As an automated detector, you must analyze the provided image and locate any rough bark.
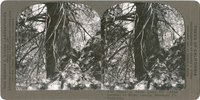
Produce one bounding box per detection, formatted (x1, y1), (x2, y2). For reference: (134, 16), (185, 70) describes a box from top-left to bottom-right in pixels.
(45, 3), (60, 79)
(134, 3), (160, 80)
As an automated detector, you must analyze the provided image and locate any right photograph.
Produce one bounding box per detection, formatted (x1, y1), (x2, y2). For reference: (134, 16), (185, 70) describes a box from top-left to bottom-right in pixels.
(100, 2), (185, 90)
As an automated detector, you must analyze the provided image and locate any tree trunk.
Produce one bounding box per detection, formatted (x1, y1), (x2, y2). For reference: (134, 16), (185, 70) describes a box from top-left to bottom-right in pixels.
(134, 3), (160, 80)
(45, 3), (60, 79)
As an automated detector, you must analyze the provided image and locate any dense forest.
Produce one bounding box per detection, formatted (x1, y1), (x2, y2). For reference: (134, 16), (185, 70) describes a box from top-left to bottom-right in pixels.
(16, 2), (185, 90)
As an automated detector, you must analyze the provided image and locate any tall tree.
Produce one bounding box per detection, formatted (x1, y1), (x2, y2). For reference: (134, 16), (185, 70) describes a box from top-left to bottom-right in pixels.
(45, 3), (59, 79)
(45, 3), (72, 79)
(134, 3), (162, 80)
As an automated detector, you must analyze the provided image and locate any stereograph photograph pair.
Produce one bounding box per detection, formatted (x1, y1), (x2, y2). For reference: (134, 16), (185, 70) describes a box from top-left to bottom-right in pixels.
(1, 1), (199, 100)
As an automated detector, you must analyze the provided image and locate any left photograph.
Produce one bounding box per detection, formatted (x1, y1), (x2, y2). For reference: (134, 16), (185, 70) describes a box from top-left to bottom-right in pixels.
(16, 2), (101, 90)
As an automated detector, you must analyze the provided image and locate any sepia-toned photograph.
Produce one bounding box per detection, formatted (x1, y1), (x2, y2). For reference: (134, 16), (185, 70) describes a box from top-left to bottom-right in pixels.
(16, 2), (185, 90)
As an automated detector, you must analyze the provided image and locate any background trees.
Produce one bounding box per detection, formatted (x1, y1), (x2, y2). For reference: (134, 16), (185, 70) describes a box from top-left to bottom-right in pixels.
(16, 2), (185, 90)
